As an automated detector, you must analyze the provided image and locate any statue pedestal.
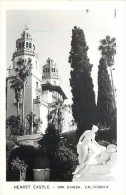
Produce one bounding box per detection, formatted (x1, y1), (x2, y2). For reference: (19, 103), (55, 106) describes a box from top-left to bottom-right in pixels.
(73, 174), (117, 181)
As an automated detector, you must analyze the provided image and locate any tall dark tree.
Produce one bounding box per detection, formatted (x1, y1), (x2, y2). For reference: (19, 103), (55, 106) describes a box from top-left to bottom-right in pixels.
(69, 26), (96, 136)
(97, 58), (116, 141)
(98, 36), (116, 141)
(99, 36), (116, 107)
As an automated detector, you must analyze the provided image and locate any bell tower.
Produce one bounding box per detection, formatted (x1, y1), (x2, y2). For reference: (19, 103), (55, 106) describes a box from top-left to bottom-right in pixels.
(9, 25), (40, 77)
(42, 57), (61, 86)
(42, 57), (67, 103)
(6, 27), (43, 133)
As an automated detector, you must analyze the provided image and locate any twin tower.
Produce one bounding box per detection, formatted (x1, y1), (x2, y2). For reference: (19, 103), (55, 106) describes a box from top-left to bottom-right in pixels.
(6, 27), (67, 135)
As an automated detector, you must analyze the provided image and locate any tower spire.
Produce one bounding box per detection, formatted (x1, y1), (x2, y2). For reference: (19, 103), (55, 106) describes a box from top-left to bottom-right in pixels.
(25, 24), (29, 31)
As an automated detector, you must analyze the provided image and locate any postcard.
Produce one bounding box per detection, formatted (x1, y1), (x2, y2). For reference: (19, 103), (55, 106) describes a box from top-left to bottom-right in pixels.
(0, 1), (126, 195)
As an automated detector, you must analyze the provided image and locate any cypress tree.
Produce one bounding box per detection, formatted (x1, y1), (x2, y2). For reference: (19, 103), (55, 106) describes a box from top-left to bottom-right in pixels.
(69, 26), (96, 136)
(97, 57), (116, 141)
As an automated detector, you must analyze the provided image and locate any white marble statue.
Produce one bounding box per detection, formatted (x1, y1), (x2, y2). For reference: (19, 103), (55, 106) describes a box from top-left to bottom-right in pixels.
(73, 125), (117, 181)
(73, 125), (105, 175)
(75, 144), (117, 177)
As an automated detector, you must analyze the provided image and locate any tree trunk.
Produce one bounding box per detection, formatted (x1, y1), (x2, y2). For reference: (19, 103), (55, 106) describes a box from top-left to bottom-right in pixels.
(17, 101), (19, 116)
(22, 83), (25, 123)
(110, 66), (116, 108)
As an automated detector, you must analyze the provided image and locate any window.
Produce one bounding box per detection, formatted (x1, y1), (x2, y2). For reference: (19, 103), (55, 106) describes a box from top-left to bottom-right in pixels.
(26, 42), (28, 48)
(29, 42), (32, 48)
(33, 44), (35, 50)
(54, 68), (55, 72)
(28, 58), (32, 64)
(17, 58), (22, 65)
(36, 82), (38, 88)
(13, 61), (15, 69)
(48, 68), (50, 72)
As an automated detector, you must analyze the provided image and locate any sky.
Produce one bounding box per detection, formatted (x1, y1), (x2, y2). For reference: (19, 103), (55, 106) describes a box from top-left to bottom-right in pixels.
(6, 9), (116, 104)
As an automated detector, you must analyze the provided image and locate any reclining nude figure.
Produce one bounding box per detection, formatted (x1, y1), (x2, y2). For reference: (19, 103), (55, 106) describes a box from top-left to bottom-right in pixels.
(74, 144), (117, 177)
(73, 125), (106, 175)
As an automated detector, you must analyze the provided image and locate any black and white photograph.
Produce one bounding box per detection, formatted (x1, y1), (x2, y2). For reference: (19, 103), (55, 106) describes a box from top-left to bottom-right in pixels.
(0, 1), (126, 195)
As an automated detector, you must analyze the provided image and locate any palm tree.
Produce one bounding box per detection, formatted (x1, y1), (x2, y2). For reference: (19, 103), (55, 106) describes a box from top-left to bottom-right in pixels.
(15, 62), (32, 122)
(15, 61), (32, 121)
(10, 59), (32, 122)
(99, 35), (116, 107)
(48, 100), (66, 133)
(10, 75), (23, 116)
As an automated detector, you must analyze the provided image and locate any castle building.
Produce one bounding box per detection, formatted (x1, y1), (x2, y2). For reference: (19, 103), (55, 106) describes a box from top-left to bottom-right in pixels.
(6, 27), (68, 140)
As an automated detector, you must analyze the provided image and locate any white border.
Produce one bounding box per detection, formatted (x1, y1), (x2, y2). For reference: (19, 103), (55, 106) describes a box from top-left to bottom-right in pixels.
(0, 1), (126, 195)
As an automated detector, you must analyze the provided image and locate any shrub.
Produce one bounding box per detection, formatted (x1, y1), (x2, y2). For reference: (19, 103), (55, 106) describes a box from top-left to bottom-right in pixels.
(49, 143), (78, 181)
(6, 140), (16, 151)
(98, 140), (111, 147)
(7, 145), (37, 181)
(98, 139), (117, 147)
(61, 130), (78, 153)
(6, 115), (25, 136)
(11, 157), (28, 171)
(38, 124), (61, 155)
(39, 125), (78, 181)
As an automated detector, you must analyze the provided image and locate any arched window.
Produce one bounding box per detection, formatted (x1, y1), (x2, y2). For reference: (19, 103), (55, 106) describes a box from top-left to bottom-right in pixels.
(36, 95), (40, 100)
(13, 61), (15, 69)
(33, 44), (35, 50)
(28, 58), (32, 64)
(17, 58), (22, 65)
(29, 42), (32, 48)
(36, 82), (38, 88)
(26, 42), (28, 48)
